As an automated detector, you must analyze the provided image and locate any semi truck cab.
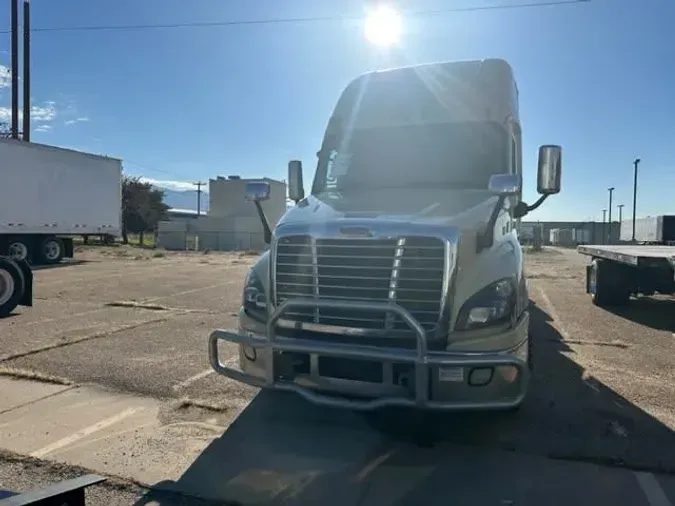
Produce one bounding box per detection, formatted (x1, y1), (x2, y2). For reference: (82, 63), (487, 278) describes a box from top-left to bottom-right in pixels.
(209, 58), (562, 411)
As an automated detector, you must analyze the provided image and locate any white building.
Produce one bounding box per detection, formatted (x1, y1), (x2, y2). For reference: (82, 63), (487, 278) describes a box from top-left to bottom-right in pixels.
(157, 175), (287, 252)
(208, 175), (286, 226)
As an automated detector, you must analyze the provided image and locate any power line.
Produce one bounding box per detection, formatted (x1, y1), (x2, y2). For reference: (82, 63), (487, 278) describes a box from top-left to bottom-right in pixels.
(193, 181), (206, 217)
(0, 0), (590, 34)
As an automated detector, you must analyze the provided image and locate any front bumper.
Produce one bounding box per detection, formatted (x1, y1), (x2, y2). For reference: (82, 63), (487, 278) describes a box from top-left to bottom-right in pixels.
(209, 298), (530, 411)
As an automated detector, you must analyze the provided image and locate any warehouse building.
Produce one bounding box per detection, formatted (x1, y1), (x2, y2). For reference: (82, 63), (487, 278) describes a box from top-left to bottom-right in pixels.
(157, 175), (287, 251)
(517, 220), (620, 246)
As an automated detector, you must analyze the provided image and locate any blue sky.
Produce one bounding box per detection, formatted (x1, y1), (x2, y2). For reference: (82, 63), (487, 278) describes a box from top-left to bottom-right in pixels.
(0, 0), (673, 222)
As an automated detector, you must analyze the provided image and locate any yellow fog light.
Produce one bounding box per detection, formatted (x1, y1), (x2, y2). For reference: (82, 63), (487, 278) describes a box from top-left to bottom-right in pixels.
(497, 365), (518, 383)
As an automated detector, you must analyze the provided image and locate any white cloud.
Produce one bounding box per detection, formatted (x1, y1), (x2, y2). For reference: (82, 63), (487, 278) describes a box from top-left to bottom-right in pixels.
(0, 102), (57, 123)
(64, 116), (89, 125)
(138, 177), (202, 192)
(0, 65), (10, 88)
(34, 124), (52, 133)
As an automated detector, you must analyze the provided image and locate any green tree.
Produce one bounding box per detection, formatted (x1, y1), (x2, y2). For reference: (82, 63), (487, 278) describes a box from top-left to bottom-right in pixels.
(121, 174), (169, 245)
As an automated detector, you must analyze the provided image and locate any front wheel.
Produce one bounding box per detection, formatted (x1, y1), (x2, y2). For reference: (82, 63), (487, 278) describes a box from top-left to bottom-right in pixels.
(39, 236), (65, 265)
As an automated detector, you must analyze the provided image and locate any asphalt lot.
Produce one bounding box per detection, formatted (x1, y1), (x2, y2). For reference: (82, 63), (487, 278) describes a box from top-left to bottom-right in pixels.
(1, 244), (674, 505)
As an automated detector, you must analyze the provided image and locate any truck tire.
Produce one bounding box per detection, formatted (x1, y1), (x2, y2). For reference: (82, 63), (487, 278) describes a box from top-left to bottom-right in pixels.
(0, 258), (25, 317)
(6, 237), (31, 263)
(589, 258), (630, 307)
(39, 236), (65, 265)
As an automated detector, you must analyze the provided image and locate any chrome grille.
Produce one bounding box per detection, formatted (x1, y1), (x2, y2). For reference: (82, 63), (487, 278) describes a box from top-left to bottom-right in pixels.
(274, 235), (445, 333)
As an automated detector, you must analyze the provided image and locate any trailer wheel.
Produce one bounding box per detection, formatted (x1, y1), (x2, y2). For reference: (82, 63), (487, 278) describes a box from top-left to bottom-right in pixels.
(6, 237), (31, 263)
(0, 258), (25, 317)
(589, 258), (630, 307)
(39, 236), (65, 265)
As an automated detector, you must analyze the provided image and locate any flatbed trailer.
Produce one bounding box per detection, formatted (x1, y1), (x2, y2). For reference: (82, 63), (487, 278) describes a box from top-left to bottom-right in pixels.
(577, 244), (675, 306)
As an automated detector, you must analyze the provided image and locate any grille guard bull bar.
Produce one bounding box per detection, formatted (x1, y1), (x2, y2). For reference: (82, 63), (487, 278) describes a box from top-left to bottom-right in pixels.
(209, 298), (529, 411)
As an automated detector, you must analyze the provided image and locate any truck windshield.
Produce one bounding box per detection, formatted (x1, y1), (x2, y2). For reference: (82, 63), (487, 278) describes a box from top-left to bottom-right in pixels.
(313, 121), (509, 194)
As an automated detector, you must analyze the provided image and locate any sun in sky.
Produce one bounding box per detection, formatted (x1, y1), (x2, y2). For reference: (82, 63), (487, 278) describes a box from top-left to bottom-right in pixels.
(364, 5), (402, 47)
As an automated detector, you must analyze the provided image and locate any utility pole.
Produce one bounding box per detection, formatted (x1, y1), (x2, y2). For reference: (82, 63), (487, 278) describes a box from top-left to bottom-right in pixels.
(10, 0), (19, 139)
(602, 209), (607, 245)
(618, 204), (624, 239)
(632, 158), (641, 242)
(193, 181), (206, 217)
(607, 187), (615, 244)
(22, 0), (31, 141)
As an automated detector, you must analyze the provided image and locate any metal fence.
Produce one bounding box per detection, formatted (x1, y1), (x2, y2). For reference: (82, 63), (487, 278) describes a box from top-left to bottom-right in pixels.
(156, 230), (266, 252)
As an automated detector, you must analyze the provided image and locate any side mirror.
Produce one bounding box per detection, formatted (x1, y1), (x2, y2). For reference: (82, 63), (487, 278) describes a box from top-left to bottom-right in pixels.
(288, 160), (305, 203)
(488, 173), (520, 196)
(245, 181), (271, 202)
(537, 145), (562, 195)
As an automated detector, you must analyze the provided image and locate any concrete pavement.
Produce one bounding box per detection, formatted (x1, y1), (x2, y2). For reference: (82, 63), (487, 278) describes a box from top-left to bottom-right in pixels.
(1, 376), (675, 505)
(0, 247), (674, 505)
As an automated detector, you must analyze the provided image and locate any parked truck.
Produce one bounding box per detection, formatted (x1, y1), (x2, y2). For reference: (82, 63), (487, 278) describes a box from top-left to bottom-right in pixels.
(209, 59), (562, 411)
(0, 139), (122, 265)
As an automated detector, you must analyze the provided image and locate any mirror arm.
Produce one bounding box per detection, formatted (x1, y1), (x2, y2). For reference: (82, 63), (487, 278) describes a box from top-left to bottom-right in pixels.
(513, 194), (549, 219)
(253, 201), (272, 244)
(477, 195), (507, 252)
(527, 194), (549, 212)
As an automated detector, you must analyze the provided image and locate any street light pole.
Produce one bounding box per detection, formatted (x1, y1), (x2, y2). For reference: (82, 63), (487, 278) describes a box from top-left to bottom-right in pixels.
(602, 209), (607, 245)
(607, 187), (615, 244)
(618, 204), (624, 237)
(632, 158), (641, 241)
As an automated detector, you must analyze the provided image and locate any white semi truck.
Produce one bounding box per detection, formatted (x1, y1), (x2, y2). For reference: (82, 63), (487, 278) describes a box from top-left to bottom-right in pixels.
(209, 59), (562, 411)
(0, 139), (122, 265)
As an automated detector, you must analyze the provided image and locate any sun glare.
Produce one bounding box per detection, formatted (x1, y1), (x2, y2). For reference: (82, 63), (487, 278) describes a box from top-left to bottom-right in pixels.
(364, 6), (402, 47)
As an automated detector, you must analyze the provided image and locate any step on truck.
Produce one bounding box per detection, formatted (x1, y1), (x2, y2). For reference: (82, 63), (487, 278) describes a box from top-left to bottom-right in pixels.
(209, 59), (563, 411)
(0, 139), (122, 265)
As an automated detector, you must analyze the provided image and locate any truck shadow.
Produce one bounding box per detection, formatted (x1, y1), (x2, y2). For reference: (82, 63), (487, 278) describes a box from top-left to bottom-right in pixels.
(603, 296), (674, 332)
(133, 300), (675, 505)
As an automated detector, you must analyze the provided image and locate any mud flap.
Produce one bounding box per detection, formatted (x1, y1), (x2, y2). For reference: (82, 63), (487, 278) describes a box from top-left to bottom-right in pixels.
(11, 258), (33, 307)
(64, 237), (75, 259)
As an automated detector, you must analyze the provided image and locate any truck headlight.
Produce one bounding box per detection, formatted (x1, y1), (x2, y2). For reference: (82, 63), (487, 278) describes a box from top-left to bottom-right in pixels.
(242, 269), (267, 320)
(456, 278), (516, 330)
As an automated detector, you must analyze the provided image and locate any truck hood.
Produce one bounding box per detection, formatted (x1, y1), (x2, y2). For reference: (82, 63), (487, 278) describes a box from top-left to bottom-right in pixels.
(276, 189), (498, 232)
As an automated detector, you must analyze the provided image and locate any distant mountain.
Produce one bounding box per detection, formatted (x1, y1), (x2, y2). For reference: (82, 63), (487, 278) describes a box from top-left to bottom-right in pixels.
(157, 188), (209, 212)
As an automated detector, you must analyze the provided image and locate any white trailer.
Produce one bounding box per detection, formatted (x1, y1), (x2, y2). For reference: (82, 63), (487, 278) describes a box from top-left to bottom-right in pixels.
(0, 139), (122, 264)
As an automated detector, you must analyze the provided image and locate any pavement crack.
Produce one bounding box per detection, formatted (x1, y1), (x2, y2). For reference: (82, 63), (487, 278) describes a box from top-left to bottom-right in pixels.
(0, 366), (75, 386)
(546, 338), (630, 349)
(106, 300), (220, 315)
(0, 316), (175, 363)
(0, 382), (77, 416)
(106, 301), (171, 311)
(546, 452), (675, 475)
(172, 397), (233, 414)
